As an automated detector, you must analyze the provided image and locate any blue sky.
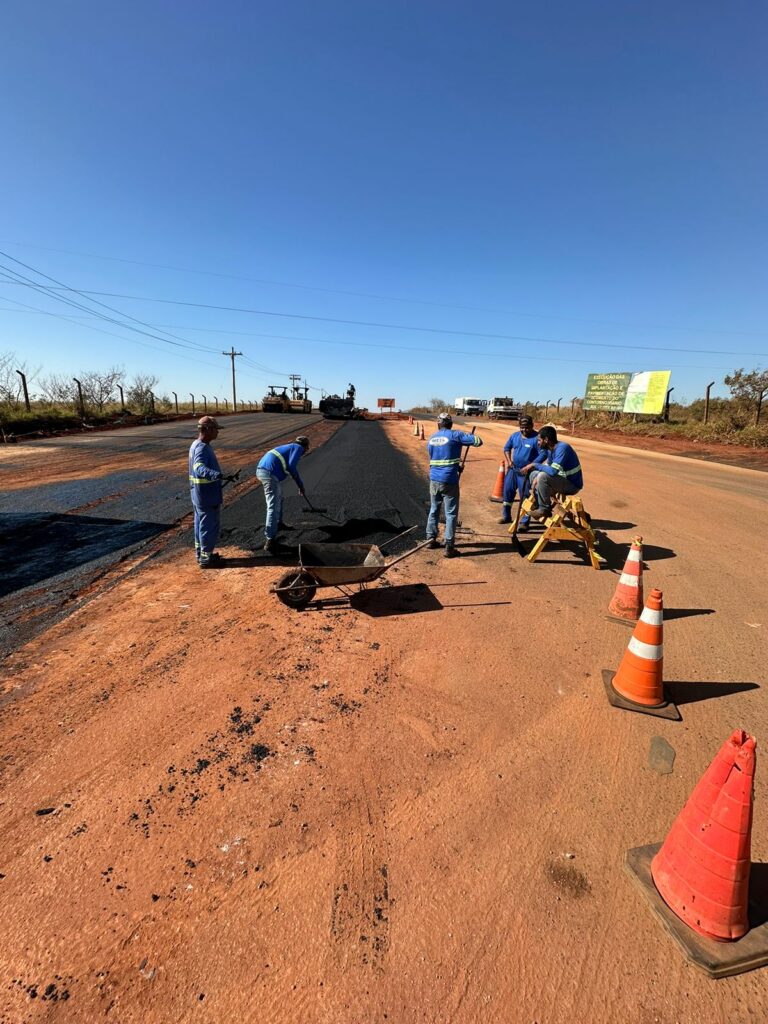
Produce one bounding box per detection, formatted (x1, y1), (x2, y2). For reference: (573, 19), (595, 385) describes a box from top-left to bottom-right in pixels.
(1, 1), (766, 409)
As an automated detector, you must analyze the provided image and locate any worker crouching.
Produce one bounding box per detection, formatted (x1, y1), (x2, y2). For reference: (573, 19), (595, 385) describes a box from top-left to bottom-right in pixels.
(426, 412), (483, 558)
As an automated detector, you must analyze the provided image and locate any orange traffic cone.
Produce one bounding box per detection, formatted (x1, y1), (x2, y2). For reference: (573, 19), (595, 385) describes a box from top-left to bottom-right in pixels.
(625, 730), (767, 977)
(412, 420), (419, 436)
(420, 423), (425, 440)
(652, 730), (755, 942)
(607, 536), (644, 623)
(489, 463), (506, 503)
(602, 589), (679, 720)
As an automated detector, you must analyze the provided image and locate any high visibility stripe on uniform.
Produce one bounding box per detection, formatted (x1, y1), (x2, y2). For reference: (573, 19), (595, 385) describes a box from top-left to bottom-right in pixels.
(189, 476), (217, 484)
(551, 461), (582, 476)
(269, 448), (288, 472)
(639, 607), (663, 626)
(430, 458), (461, 466)
(628, 637), (663, 660)
(618, 573), (640, 588)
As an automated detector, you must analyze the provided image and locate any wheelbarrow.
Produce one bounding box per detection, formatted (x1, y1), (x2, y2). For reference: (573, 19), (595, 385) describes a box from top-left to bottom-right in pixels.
(271, 527), (430, 609)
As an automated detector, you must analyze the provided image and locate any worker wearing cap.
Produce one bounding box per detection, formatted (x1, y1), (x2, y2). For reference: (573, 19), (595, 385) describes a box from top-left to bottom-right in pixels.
(189, 416), (234, 568)
(498, 415), (547, 528)
(529, 425), (583, 520)
(256, 436), (310, 554)
(426, 412), (483, 558)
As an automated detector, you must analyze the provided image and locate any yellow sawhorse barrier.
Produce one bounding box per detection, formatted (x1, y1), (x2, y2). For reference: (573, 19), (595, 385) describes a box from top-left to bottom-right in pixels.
(509, 493), (604, 570)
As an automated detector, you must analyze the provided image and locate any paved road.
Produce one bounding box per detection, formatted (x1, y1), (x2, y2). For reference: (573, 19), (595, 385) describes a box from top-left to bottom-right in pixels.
(1, 413), (321, 652)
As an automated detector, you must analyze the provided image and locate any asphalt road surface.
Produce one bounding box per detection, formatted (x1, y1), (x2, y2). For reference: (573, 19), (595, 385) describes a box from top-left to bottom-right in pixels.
(1, 412), (321, 652)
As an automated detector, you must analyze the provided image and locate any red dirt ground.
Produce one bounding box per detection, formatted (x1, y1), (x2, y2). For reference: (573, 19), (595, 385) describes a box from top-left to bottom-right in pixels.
(1, 419), (767, 1023)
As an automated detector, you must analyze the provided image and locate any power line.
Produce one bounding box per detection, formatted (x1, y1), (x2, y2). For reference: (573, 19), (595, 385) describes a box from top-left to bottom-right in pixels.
(4, 281), (765, 360)
(0, 301), (742, 371)
(1, 238), (766, 339)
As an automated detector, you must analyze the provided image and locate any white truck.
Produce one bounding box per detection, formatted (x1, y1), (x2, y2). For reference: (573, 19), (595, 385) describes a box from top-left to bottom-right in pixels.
(486, 396), (522, 420)
(454, 396), (485, 416)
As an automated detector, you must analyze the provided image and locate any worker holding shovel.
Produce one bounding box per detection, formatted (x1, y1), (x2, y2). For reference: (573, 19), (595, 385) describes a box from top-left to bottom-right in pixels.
(189, 416), (238, 568)
(426, 413), (483, 558)
(256, 436), (310, 555)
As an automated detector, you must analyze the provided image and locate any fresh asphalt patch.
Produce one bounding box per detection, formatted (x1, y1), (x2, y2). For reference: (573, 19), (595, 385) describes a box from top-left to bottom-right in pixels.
(220, 420), (430, 559)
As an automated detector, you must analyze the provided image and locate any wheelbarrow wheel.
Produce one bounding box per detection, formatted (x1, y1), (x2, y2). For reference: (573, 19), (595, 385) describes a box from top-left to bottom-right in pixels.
(275, 571), (317, 609)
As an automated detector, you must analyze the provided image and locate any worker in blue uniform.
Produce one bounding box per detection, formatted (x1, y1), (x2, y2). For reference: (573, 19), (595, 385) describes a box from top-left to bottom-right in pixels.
(256, 436), (310, 554)
(189, 416), (235, 568)
(426, 412), (483, 558)
(529, 425), (584, 520)
(498, 415), (546, 528)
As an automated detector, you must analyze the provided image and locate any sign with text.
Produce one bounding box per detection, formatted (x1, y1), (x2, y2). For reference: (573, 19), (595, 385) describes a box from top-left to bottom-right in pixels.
(583, 371), (671, 414)
(377, 398), (396, 408)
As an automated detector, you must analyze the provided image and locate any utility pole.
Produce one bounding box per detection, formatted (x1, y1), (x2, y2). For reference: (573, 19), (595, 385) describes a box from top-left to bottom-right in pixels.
(73, 377), (85, 419)
(16, 369), (31, 412)
(704, 381), (716, 424)
(172, 391), (178, 414)
(223, 347), (243, 410)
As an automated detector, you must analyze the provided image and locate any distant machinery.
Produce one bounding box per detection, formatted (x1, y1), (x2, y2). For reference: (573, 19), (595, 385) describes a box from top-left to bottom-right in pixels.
(262, 386), (292, 413)
(319, 382), (358, 420)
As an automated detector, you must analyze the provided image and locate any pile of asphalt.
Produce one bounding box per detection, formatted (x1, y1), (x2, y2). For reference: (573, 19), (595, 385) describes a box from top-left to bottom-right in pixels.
(224, 421), (430, 558)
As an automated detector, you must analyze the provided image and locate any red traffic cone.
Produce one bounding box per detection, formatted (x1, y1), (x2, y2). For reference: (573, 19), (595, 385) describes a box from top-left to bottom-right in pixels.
(602, 589), (679, 720)
(608, 536), (644, 623)
(489, 463), (506, 503)
(652, 730), (756, 942)
(420, 423), (425, 440)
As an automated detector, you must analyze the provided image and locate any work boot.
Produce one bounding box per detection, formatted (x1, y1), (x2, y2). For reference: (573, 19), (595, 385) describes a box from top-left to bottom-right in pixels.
(497, 516), (511, 525)
(529, 508), (549, 522)
(426, 538), (441, 549)
(199, 552), (224, 569)
(443, 545), (460, 558)
(263, 538), (276, 555)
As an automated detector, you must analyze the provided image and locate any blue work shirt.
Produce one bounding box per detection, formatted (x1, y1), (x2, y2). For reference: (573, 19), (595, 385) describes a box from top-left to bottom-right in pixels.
(257, 442), (306, 490)
(188, 439), (223, 508)
(427, 429), (483, 484)
(537, 441), (583, 491)
(504, 430), (546, 471)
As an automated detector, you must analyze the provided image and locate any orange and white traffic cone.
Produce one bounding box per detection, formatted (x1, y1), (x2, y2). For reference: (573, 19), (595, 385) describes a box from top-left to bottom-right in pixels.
(420, 423), (425, 440)
(607, 536), (644, 623)
(413, 420), (419, 436)
(602, 588), (679, 719)
(625, 730), (764, 976)
(652, 729), (755, 941)
(489, 463), (506, 503)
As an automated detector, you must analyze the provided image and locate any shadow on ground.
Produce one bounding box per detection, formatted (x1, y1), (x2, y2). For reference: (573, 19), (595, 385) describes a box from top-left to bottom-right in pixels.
(664, 681), (759, 706)
(350, 583), (443, 616)
(0, 513), (168, 598)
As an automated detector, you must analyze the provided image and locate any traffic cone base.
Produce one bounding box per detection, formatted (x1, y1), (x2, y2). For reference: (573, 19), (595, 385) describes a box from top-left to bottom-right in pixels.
(601, 670), (680, 720)
(625, 843), (768, 978)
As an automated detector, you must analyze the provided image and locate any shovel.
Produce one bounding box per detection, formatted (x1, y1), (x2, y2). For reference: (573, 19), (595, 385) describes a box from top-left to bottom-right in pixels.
(222, 468), (242, 489)
(302, 497), (341, 523)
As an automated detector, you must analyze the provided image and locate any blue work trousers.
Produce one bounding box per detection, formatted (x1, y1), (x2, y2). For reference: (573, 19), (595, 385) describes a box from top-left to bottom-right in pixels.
(193, 502), (221, 555)
(427, 480), (460, 547)
(257, 468), (283, 540)
(531, 470), (579, 511)
(501, 469), (532, 520)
